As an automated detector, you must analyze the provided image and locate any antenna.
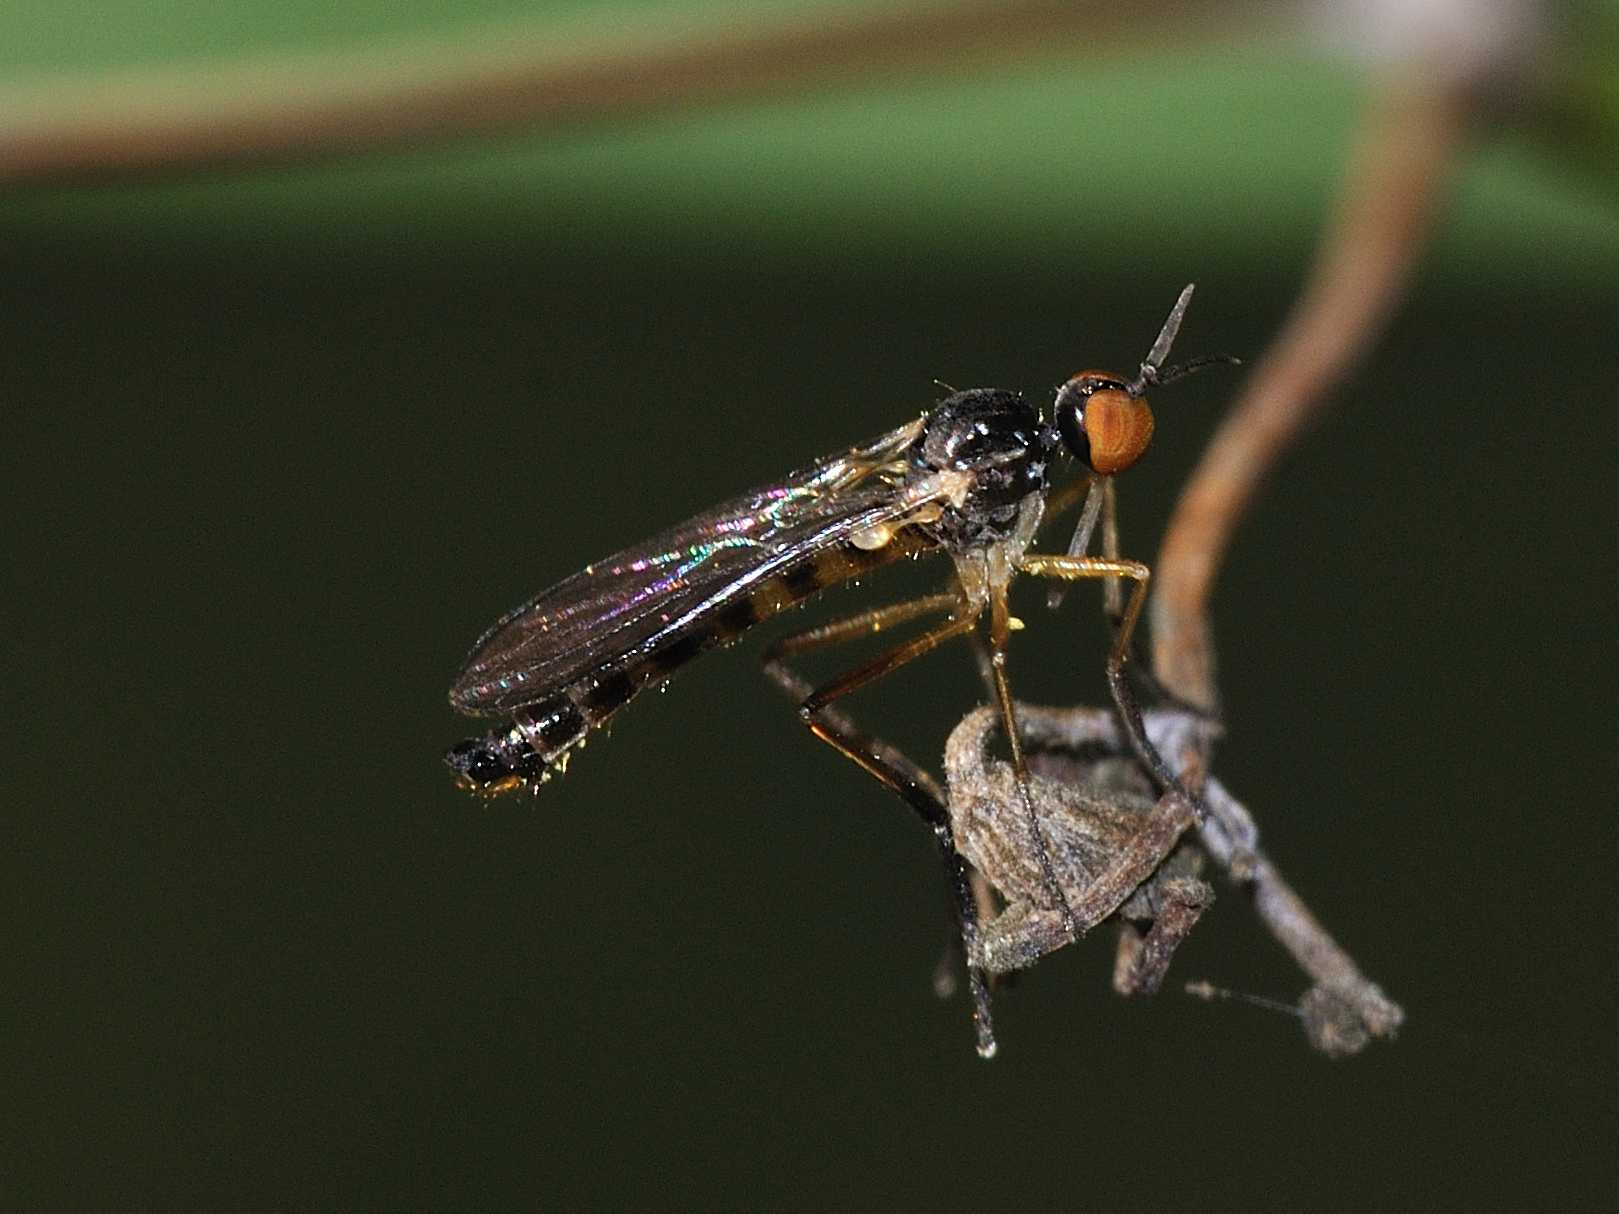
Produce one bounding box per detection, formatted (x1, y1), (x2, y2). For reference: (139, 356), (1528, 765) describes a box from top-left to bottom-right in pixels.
(1183, 979), (1304, 1020)
(1127, 284), (1241, 397)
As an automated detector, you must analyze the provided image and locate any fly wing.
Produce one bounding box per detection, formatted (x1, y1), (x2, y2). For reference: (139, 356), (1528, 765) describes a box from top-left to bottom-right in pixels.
(450, 419), (937, 714)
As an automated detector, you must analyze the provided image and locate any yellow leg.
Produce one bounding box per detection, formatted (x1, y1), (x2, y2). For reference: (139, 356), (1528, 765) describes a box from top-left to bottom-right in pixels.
(1017, 554), (1197, 815)
(1019, 554), (1150, 672)
(762, 593), (958, 663)
(797, 610), (979, 717)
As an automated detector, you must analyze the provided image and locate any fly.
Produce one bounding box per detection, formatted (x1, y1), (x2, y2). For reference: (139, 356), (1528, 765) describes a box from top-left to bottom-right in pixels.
(445, 284), (1234, 1055)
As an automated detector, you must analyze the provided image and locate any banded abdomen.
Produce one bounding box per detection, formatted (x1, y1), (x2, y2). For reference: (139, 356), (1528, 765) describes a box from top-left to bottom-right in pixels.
(445, 523), (934, 795)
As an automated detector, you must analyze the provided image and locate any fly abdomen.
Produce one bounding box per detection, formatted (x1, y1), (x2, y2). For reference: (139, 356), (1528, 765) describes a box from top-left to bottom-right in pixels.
(445, 695), (588, 795)
(568, 528), (932, 723)
(518, 696), (591, 754)
(447, 527), (933, 795)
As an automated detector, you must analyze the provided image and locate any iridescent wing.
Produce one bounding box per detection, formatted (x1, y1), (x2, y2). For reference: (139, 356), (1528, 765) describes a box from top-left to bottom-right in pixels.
(450, 418), (943, 714)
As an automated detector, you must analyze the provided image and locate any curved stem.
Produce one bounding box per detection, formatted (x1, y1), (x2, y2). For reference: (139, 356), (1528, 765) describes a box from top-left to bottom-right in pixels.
(1149, 75), (1472, 709)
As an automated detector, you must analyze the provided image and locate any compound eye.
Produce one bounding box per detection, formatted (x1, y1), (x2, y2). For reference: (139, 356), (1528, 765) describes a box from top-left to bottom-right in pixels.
(1056, 371), (1144, 473)
(1082, 386), (1154, 474)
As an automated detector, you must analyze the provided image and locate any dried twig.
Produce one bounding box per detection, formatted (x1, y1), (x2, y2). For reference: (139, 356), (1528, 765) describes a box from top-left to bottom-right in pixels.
(1004, 704), (1405, 1055)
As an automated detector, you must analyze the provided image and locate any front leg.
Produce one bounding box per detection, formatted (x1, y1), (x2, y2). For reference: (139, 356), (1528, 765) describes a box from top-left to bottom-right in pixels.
(968, 785), (1201, 975)
(1112, 876), (1213, 996)
(1019, 553), (1199, 817)
(972, 902), (1075, 975)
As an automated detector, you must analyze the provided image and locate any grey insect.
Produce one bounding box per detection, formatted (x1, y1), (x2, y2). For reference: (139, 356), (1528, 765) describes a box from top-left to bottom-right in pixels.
(945, 704), (1211, 1018)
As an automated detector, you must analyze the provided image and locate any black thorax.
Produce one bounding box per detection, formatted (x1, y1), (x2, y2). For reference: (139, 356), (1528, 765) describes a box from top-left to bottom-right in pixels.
(908, 388), (1057, 549)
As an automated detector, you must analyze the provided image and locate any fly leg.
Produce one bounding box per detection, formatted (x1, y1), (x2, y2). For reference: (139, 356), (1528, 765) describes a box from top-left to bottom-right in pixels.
(761, 594), (958, 668)
(1018, 554), (1203, 819)
(761, 596), (999, 1057)
(986, 581), (1082, 944)
(771, 586), (1089, 959)
(1047, 478), (1215, 719)
(1096, 477), (1219, 720)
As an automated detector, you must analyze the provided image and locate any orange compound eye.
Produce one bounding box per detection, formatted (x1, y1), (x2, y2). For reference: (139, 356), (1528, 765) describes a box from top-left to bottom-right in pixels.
(1082, 387), (1155, 475)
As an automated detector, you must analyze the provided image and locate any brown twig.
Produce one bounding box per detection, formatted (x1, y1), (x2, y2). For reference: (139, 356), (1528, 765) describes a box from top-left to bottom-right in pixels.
(1122, 72), (1481, 1050)
(0, 0), (1257, 186)
(1195, 752), (1406, 1051)
(1149, 75), (1473, 709)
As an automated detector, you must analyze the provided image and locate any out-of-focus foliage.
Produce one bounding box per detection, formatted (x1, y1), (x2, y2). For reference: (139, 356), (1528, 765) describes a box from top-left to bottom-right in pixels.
(1, 1), (1614, 289)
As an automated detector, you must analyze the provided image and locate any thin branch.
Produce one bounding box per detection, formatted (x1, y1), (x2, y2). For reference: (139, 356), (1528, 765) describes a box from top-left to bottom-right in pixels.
(1149, 74), (1473, 709)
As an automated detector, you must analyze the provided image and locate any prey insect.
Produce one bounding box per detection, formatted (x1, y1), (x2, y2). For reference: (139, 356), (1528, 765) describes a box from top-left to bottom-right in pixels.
(944, 702), (1211, 1001)
(446, 285), (1232, 1055)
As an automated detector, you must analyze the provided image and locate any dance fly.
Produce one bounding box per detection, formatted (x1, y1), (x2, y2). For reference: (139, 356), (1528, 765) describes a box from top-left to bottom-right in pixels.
(445, 286), (1233, 1052)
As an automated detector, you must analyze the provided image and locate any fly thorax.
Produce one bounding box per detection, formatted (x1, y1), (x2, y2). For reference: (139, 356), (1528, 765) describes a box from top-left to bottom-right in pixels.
(909, 388), (1057, 549)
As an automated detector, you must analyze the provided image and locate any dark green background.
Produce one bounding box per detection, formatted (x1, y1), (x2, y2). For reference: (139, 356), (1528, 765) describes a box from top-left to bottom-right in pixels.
(6, 5), (1618, 1208)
